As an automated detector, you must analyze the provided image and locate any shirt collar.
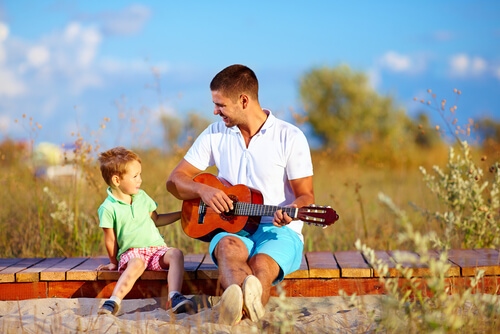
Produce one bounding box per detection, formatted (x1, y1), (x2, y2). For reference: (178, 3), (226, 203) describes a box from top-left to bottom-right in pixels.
(229, 108), (275, 135)
(106, 187), (138, 205)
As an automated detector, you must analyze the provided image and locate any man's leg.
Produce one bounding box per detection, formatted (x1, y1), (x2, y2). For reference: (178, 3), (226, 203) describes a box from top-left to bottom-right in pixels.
(213, 235), (252, 288)
(248, 253), (280, 306)
(213, 235), (251, 325)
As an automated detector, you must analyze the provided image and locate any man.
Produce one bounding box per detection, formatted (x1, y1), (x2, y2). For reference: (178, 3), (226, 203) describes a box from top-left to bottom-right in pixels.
(167, 64), (314, 325)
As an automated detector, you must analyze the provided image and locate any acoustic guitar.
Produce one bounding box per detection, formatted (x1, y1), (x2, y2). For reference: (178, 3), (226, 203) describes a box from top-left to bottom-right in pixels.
(181, 173), (339, 242)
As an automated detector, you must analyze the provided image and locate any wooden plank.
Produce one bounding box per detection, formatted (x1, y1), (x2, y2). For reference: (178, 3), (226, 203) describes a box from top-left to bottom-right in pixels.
(97, 269), (121, 281)
(0, 258), (44, 283)
(0, 258), (23, 270)
(372, 251), (398, 277)
(67, 256), (108, 281)
(184, 253), (204, 280)
(306, 251), (340, 278)
(0, 282), (48, 300)
(388, 250), (430, 277)
(334, 251), (371, 278)
(428, 250), (460, 277)
(41, 257), (88, 281)
(285, 254), (309, 279)
(16, 257), (66, 283)
(448, 249), (500, 276)
(139, 253), (207, 281)
(272, 278), (385, 297)
(197, 253), (218, 280)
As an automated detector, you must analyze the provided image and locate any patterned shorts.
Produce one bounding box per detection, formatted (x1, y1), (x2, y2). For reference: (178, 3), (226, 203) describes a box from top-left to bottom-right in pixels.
(118, 246), (171, 272)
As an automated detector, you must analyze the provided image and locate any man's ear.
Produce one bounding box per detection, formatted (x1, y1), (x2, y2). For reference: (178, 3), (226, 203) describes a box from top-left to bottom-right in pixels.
(240, 94), (249, 109)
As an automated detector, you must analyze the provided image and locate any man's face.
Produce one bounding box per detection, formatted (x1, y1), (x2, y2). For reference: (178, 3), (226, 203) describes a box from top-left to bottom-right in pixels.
(212, 90), (243, 128)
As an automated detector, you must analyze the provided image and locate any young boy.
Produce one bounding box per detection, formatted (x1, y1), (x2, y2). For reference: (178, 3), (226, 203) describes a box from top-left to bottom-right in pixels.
(96, 146), (193, 315)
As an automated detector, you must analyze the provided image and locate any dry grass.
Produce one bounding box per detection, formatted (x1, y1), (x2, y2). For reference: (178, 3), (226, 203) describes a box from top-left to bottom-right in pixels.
(0, 136), (465, 258)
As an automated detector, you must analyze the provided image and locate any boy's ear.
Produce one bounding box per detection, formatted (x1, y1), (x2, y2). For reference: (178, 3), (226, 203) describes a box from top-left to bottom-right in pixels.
(111, 175), (120, 187)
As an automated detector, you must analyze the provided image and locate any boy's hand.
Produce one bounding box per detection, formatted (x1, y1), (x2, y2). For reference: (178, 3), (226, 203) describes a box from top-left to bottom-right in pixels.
(96, 262), (118, 271)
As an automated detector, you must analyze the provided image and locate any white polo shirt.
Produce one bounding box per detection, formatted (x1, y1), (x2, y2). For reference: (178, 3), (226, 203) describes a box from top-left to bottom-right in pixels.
(184, 109), (313, 240)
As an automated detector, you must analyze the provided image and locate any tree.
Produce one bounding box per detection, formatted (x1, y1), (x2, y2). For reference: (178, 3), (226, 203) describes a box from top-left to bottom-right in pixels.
(299, 65), (412, 153)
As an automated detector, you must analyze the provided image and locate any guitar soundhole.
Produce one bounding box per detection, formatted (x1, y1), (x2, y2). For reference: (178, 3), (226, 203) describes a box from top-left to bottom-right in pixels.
(220, 195), (238, 221)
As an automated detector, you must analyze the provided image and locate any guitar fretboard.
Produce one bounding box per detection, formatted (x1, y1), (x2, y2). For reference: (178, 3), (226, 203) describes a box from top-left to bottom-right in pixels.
(199, 201), (298, 218)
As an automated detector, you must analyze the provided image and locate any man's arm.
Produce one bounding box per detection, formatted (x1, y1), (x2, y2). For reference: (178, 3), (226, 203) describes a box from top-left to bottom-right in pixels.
(166, 159), (234, 214)
(273, 175), (315, 227)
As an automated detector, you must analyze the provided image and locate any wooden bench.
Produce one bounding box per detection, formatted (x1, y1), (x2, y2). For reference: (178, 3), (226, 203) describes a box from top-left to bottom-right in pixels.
(1, 249), (500, 301)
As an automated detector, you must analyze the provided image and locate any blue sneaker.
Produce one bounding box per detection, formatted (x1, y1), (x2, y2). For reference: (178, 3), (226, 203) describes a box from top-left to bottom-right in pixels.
(98, 300), (120, 315)
(169, 293), (195, 314)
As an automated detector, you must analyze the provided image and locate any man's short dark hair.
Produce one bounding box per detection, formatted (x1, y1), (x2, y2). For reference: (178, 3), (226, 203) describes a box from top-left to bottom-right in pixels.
(210, 64), (259, 101)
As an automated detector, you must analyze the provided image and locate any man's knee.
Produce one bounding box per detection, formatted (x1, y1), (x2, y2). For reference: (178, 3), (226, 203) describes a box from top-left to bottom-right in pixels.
(214, 236), (247, 260)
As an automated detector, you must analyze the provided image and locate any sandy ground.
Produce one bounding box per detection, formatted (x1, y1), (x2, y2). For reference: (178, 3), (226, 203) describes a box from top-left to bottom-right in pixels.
(0, 295), (383, 333)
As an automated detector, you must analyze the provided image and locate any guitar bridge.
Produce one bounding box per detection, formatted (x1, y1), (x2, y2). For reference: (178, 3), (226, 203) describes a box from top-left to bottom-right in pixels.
(198, 200), (207, 224)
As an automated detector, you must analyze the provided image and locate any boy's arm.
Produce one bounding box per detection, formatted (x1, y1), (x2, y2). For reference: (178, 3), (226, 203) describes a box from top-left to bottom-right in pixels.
(151, 210), (181, 227)
(96, 228), (119, 270)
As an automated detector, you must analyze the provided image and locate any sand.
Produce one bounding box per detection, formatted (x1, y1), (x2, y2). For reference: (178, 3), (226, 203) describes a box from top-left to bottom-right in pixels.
(0, 295), (383, 333)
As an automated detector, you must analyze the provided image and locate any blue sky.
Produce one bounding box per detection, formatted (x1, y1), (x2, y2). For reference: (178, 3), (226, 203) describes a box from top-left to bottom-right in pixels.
(1, 1), (499, 150)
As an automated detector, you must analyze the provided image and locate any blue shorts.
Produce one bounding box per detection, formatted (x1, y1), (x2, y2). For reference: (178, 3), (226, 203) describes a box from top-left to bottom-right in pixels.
(209, 224), (304, 285)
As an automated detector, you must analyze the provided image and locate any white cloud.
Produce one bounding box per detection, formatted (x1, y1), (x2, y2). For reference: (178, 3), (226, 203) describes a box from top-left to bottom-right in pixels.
(27, 45), (50, 67)
(381, 51), (411, 72)
(494, 66), (500, 81)
(0, 22), (8, 42)
(378, 51), (427, 75)
(0, 67), (26, 97)
(0, 114), (10, 132)
(0, 22), (9, 65)
(99, 4), (152, 36)
(449, 54), (487, 77)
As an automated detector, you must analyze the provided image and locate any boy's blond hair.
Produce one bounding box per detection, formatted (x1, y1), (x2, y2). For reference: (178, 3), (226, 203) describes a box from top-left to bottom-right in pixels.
(98, 147), (141, 186)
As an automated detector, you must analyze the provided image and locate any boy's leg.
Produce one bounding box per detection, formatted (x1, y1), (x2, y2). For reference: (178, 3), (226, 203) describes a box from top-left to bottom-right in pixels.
(112, 257), (145, 299)
(158, 248), (194, 313)
(99, 257), (145, 315)
(159, 248), (184, 294)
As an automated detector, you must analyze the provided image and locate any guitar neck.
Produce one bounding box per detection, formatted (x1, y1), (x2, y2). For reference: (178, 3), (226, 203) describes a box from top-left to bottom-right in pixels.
(234, 202), (298, 219)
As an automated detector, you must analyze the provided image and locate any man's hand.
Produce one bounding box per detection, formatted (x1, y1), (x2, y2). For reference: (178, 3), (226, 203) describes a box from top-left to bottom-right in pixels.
(273, 204), (297, 227)
(200, 185), (234, 214)
(96, 262), (118, 271)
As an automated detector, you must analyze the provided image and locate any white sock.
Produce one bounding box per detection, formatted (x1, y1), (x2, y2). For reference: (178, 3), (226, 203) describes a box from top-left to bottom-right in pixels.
(169, 291), (180, 299)
(110, 295), (122, 305)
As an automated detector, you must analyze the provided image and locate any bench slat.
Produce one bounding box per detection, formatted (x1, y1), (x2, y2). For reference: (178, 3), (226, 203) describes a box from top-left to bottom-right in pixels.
(43, 257), (89, 281)
(0, 258), (45, 283)
(448, 249), (500, 276)
(197, 254), (218, 280)
(306, 251), (339, 278)
(388, 250), (431, 277)
(335, 251), (371, 278)
(428, 250), (460, 277)
(285, 254), (309, 279)
(68, 256), (108, 281)
(372, 251), (398, 277)
(16, 258), (66, 282)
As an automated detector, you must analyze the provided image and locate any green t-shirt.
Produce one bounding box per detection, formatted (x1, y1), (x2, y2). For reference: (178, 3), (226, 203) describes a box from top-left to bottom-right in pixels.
(98, 188), (167, 261)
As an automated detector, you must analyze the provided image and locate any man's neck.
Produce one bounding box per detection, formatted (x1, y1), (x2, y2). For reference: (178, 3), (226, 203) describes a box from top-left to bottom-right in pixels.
(239, 108), (268, 146)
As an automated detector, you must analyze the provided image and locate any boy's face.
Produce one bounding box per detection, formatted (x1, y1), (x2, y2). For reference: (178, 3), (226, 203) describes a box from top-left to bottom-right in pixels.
(115, 160), (142, 195)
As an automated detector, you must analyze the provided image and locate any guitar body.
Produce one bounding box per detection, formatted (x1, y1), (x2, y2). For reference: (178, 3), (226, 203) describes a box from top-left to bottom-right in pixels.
(181, 173), (263, 242)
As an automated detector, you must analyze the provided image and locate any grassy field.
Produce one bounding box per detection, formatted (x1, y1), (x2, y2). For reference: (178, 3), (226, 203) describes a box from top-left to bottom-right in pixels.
(2, 135), (500, 332)
(1, 138), (487, 258)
